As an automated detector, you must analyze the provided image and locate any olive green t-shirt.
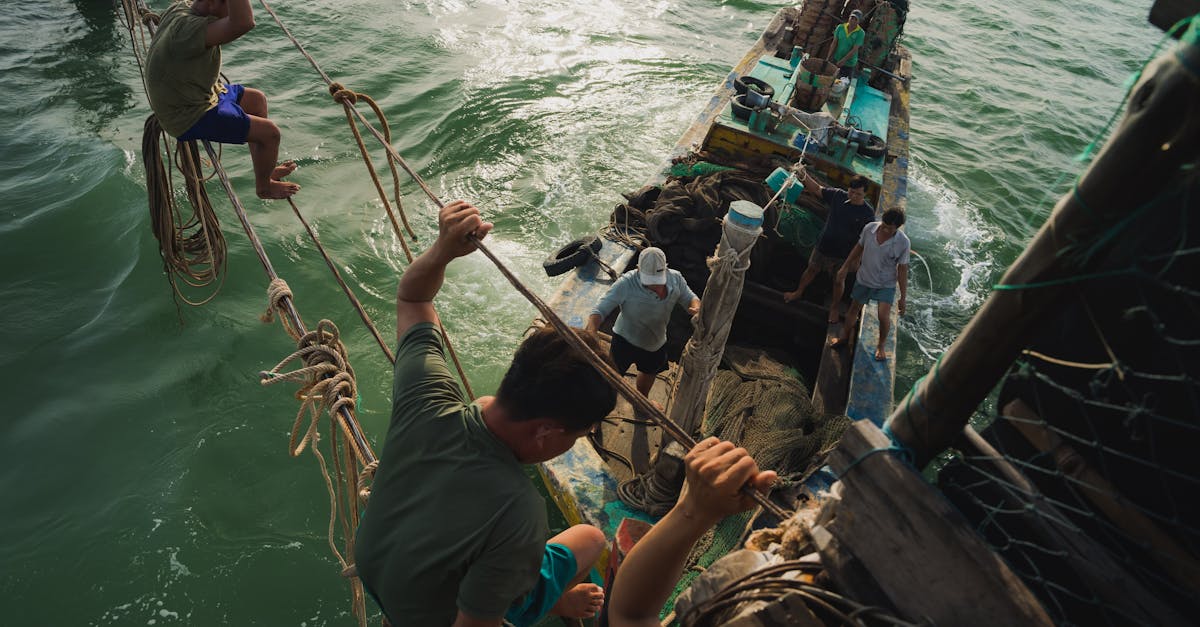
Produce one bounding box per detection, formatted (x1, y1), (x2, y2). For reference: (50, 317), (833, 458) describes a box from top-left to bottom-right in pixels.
(355, 323), (548, 624)
(145, 2), (224, 137)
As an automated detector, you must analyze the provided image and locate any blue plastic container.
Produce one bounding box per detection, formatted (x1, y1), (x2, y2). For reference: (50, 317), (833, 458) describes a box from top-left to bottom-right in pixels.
(765, 167), (804, 205)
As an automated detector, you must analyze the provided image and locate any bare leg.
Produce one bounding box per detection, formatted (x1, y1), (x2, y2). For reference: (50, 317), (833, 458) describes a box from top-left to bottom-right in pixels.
(783, 265), (821, 303)
(547, 525), (607, 619)
(246, 115), (299, 199)
(832, 299), (865, 348)
(875, 301), (892, 361)
(239, 88), (299, 199)
(828, 272), (848, 324)
(635, 370), (656, 397)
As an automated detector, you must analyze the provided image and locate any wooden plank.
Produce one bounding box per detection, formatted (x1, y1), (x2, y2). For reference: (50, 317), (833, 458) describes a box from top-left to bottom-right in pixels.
(811, 322), (851, 415)
(1149, 0), (1200, 34)
(819, 421), (1053, 625)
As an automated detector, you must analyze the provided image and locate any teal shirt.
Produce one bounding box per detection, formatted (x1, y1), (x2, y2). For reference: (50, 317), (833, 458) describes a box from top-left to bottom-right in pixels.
(592, 269), (698, 351)
(832, 23), (866, 67)
(354, 323), (548, 623)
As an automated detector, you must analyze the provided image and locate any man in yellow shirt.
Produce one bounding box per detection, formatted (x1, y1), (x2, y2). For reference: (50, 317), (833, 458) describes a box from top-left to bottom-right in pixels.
(146, 0), (299, 199)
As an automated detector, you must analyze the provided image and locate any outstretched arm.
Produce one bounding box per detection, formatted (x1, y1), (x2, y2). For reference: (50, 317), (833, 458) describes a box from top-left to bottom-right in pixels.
(897, 263), (908, 315)
(608, 438), (776, 627)
(396, 200), (493, 340)
(205, 0), (256, 47)
(838, 243), (864, 280)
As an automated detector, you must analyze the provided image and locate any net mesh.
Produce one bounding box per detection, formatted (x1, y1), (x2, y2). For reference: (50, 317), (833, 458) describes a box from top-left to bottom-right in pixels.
(933, 171), (1200, 624)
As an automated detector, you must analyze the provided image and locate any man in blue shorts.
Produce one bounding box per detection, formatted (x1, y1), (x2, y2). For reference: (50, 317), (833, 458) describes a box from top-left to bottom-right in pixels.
(146, 0), (299, 199)
(783, 173), (875, 324)
(832, 208), (910, 361)
(355, 200), (610, 626)
(586, 247), (701, 399)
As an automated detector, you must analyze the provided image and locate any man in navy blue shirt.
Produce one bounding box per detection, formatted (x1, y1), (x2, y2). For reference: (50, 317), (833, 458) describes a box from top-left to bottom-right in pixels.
(783, 173), (875, 324)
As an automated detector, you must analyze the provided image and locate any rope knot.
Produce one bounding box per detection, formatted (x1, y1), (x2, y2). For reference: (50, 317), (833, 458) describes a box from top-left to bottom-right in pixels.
(357, 460), (380, 503)
(139, 9), (160, 26)
(329, 83), (358, 105)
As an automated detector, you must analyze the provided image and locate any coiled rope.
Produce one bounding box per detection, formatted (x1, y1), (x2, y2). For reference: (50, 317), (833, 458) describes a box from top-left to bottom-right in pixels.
(142, 114), (228, 307)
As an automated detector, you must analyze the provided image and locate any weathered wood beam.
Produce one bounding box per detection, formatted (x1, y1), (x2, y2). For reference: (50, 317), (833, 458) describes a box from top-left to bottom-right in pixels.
(885, 38), (1200, 467)
(816, 421), (1053, 625)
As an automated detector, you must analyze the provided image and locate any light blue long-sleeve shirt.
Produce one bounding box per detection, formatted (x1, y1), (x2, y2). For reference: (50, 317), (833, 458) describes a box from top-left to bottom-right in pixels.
(592, 269), (698, 351)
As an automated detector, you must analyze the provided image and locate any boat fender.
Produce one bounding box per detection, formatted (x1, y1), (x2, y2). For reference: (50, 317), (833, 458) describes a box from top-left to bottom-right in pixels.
(543, 235), (603, 277)
(857, 134), (887, 159)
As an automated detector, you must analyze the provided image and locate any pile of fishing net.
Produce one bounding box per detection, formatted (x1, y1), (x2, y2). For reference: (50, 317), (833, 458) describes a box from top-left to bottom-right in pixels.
(704, 346), (851, 482)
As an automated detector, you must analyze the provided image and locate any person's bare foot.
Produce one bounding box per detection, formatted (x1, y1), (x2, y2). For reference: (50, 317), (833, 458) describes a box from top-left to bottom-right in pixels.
(874, 346), (888, 361)
(271, 160), (297, 181)
(783, 290), (799, 303)
(550, 583), (604, 619)
(257, 179), (301, 199)
(830, 336), (848, 350)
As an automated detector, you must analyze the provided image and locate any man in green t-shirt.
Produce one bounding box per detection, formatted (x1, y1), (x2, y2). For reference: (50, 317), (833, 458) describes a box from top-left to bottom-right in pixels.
(145, 0), (299, 199)
(826, 9), (866, 79)
(355, 199), (615, 626)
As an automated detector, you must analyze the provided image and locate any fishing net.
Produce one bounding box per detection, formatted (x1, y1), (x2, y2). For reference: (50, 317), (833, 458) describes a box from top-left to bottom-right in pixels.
(929, 168), (1200, 622)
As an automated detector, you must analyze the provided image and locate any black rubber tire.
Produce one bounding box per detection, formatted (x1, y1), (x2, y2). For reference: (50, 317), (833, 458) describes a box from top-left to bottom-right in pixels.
(734, 75), (775, 101)
(731, 94), (753, 121)
(857, 134), (887, 159)
(543, 235), (603, 277)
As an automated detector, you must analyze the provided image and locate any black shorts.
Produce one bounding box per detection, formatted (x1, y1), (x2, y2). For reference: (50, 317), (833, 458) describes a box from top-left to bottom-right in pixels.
(610, 333), (668, 375)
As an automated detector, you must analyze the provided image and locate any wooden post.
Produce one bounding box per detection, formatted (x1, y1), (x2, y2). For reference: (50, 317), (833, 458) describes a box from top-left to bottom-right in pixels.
(885, 40), (1200, 467)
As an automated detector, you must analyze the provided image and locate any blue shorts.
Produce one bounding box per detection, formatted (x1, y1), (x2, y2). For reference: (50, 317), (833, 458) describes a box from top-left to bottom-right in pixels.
(505, 543), (578, 627)
(178, 83), (251, 144)
(851, 283), (896, 304)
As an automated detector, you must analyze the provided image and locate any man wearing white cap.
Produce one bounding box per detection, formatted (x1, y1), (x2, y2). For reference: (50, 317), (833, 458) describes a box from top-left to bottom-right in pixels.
(586, 248), (701, 398)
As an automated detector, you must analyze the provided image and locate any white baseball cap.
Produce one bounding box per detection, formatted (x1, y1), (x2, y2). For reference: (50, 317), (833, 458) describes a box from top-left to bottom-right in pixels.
(638, 247), (668, 286)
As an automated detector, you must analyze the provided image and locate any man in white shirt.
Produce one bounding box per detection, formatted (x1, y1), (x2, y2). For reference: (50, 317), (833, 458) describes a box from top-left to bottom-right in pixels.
(831, 208), (910, 361)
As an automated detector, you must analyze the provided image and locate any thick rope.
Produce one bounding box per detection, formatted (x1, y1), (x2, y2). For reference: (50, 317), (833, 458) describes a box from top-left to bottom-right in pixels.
(256, 0), (786, 519)
(261, 277), (302, 340)
(328, 82), (418, 254)
(142, 115), (228, 307)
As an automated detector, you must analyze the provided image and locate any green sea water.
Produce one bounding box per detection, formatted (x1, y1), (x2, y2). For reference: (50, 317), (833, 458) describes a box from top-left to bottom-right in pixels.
(0, 0), (1164, 624)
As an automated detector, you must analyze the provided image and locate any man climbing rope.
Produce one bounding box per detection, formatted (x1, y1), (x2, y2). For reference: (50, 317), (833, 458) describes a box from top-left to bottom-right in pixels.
(586, 247), (701, 400)
(783, 173), (875, 324)
(826, 9), (866, 79)
(145, 0), (299, 199)
(831, 208), (910, 361)
(355, 200), (613, 626)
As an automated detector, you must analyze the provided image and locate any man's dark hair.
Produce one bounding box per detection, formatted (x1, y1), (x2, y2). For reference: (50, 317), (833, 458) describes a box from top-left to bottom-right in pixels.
(848, 176), (870, 190)
(496, 327), (617, 431)
(882, 207), (906, 226)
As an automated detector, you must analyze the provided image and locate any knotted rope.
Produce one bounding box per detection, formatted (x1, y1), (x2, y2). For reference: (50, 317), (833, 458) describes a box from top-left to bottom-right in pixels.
(261, 277), (302, 340)
(259, 320), (367, 626)
(328, 81), (418, 260)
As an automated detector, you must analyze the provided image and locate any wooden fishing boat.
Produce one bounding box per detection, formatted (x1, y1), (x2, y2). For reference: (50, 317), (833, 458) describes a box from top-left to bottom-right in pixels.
(531, 0), (914, 615)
